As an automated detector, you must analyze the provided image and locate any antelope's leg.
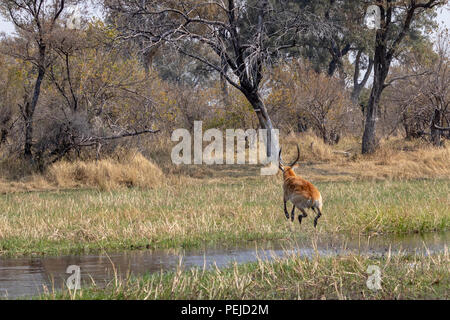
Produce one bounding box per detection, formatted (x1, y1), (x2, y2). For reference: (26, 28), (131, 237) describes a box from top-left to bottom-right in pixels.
(290, 205), (295, 222)
(284, 200), (290, 220)
(313, 208), (322, 228)
(298, 208), (308, 225)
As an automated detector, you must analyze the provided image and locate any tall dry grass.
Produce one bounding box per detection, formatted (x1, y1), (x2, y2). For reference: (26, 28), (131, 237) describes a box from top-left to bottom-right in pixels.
(279, 132), (450, 181)
(0, 151), (164, 193)
(1, 132), (449, 192)
(347, 144), (450, 180)
(282, 131), (339, 162)
(47, 152), (164, 191)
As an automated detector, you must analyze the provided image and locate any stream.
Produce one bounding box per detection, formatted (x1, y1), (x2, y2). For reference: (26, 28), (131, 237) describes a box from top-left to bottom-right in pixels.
(0, 231), (448, 299)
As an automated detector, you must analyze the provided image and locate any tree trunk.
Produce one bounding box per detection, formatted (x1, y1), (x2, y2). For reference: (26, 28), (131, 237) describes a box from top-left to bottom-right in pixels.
(297, 115), (308, 133)
(0, 129), (7, 145)
(351, 86), (363, 105)
(362, 30), (390, 154)
(220, 74), (229, 106)
(24, 114), (33, 159)
(322, 132), (329, 145)
(351, 49), (374, 105)
(24, 43), (46, 160)
(220, 56), (229, 106)
(328, 57), (339, 77)
(245, 91), (275, 157)
(24, 65), (45, 159)
(362, 66), (387, 154)
(328, 43), (351, 77)
(402, 113), (413, 140)
(362, 86), (381, 154)
(430, 109), (441, 147)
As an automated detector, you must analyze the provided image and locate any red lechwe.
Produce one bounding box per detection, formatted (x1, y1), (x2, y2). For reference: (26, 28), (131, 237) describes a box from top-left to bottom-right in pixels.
(279, 145), (323, 227)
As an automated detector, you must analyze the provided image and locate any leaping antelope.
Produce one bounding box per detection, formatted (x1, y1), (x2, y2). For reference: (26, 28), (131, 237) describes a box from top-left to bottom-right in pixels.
(279, 145), (323, 228)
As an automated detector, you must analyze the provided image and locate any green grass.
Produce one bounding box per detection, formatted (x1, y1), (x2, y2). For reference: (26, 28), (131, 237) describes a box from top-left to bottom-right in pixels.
(0, 178), (449, 256)
(39, 250), (449, 300)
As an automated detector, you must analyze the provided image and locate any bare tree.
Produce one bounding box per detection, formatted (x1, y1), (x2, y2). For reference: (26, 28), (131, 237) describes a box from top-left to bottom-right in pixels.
(39, 26), (161, 166)
(104, 0), (332, 156)
(382, 29), (449, 145)
(427, 31), (450, 145)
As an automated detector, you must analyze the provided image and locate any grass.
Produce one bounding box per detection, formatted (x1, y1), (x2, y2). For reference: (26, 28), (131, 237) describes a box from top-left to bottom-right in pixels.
(0, 151), (164, 193)
(0, 134), (449, 256)
(39, 250), (449, 300)
(1, 178), (448, 256)
(1, 133), (449, 192)
(144, 132), (450, 180)
(1, 134), (449, 300)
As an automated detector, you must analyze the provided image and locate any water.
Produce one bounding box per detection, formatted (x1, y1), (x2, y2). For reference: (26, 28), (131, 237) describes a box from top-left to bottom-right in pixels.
(0, 231), (448, 299)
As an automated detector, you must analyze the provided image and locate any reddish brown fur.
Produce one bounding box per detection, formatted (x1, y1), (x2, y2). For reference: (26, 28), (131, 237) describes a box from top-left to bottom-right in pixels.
(279, 146), (323, 227)
(282, 167), (322, 206)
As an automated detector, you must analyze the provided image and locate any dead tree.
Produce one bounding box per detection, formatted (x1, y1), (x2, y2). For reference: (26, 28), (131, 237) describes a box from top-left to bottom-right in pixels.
(105, 0), (332, 156)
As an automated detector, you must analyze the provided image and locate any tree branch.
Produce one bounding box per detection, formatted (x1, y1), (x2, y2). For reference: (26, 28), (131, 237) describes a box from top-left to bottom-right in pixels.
(383, 70), (431, 88)
(78, 129), (160, 146)
(434, 124), (450, 131)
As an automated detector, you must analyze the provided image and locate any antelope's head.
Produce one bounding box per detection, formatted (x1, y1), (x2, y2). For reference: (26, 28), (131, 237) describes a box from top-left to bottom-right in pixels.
(279, 145), (300, 178)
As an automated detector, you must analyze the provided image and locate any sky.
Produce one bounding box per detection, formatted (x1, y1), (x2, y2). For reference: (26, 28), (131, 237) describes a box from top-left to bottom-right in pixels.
(0, 17), (14, 35)
(1, 4), (449, 38)
(0, 3), (103, 35)
(436, 4), (450, 29)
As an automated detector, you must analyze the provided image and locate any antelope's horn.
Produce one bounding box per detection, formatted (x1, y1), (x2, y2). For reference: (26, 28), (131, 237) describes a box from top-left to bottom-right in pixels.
(289, 145), (300, 167)
(279, 147), (287, 167)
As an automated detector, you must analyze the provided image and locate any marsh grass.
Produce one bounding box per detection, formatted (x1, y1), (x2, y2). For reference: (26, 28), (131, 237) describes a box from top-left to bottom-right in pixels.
(40, 249), (449, 300)
(1, 178), (448, 256)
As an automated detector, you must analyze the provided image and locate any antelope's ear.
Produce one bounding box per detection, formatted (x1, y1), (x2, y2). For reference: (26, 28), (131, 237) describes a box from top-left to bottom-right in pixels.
(292, 163), (300, 168)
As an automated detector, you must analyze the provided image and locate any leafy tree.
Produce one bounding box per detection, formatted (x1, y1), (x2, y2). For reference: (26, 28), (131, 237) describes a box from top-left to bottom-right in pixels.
(0, 0), (80, 160)
(361, 0), (447, 154)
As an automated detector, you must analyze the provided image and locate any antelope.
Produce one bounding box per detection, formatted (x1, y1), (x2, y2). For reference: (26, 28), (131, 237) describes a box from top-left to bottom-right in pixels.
(279, 145), (323, 228)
